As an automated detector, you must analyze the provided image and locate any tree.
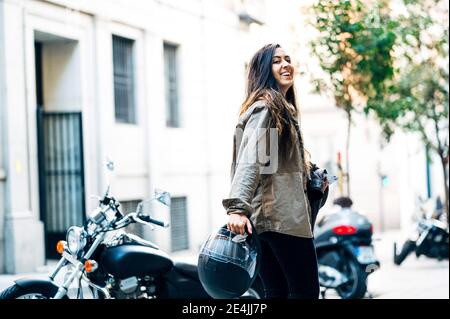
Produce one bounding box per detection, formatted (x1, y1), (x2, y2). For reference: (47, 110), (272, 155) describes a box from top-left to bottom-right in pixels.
(308, 0), (397, 197)
(364, 0), (449, 221)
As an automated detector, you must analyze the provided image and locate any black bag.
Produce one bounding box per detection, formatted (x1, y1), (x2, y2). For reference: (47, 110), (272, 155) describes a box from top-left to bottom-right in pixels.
(307, 164), (329, 231)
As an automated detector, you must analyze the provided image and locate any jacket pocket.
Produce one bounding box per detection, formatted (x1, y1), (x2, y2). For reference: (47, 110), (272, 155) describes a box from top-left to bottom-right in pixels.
(267, 172), (310, 226)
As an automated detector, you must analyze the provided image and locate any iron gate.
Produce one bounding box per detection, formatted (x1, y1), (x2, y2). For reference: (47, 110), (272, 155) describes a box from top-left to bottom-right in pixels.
(37, 108), (86, 259)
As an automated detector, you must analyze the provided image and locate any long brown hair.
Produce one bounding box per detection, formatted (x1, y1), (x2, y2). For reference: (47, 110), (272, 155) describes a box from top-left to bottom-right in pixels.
(239, 44), (311, 176)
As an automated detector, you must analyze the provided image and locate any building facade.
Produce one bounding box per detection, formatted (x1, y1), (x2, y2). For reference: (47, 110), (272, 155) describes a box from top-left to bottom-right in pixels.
(0, 0), (446, 274)
(0, 0), (269, 273)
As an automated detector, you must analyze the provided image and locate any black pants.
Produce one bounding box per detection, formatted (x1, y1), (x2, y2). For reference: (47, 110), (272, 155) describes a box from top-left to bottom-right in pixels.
(258, 231), (319, 299)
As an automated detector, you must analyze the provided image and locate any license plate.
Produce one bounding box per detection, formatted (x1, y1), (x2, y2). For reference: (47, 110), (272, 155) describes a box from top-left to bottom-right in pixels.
(355, 246), (377, 264)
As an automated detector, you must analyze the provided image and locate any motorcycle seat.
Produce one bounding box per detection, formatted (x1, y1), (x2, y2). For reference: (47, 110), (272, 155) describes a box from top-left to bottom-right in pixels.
(174, 261), (199, 281)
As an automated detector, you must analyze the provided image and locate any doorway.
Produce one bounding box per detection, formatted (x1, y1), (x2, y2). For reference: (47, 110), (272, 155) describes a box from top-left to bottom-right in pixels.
(34, 32), (85, 259)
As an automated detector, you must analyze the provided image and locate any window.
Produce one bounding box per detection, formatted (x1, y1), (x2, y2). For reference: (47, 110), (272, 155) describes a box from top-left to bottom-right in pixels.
(164, 43), (180, 127)
(170, 196), (189, 252)
(113, 35), (136, 124)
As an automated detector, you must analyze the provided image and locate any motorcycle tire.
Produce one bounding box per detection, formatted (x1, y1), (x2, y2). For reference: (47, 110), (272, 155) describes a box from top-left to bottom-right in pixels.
(0, 283), (64, 299)
(335, 257), (367, 299)
(393, 240), (415, 266)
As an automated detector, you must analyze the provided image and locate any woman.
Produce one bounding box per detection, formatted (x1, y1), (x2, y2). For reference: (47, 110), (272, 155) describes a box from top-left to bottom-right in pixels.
(222, 44), (328, 299)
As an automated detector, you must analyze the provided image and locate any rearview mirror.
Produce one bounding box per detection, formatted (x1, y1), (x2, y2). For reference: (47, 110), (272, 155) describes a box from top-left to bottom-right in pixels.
(154, 189), (171, 207)
(106, 157), (115, 172)
(135, 189), (171, 216)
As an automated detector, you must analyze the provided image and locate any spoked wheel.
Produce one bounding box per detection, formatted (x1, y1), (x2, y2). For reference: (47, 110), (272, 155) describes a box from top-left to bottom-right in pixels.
(16, 293), (47, 299)
(335, 257), (367, 299)
(0, 284), (60, 299)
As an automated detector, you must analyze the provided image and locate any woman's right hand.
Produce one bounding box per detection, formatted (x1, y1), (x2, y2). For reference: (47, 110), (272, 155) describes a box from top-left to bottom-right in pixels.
(227, 212), (252, 235)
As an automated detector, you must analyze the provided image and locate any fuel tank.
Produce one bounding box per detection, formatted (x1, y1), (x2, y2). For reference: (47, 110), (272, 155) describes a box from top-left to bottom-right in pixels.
(100, 244), (173, 279)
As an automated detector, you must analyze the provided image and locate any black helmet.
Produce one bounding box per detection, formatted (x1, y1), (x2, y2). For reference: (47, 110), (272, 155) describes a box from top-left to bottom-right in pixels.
(333, 196), (353, 208)
(197, 223), (261, 299)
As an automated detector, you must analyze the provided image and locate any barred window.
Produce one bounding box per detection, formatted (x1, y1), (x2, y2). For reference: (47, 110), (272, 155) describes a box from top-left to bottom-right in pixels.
(170, 196), (189, 252)
(113, 35), (136, 124)
(164, 42), (180, 127)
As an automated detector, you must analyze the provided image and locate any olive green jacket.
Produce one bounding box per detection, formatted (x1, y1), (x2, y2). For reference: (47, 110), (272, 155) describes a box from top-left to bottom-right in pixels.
(222, 101), (313, 238)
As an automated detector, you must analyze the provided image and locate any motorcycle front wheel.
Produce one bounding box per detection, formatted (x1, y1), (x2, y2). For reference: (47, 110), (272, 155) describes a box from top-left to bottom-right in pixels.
(0, 283), (62, 299)
(335, 257), (367, 299)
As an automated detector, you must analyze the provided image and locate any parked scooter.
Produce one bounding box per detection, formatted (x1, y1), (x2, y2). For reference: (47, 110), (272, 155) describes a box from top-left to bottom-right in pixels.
(0, 161), (262, 299)
(314, 197), (380, 299)
(394, 196), (449, 266)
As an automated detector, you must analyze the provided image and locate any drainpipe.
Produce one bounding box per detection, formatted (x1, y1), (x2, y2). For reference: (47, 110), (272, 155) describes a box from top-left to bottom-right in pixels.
(0, 168), (4, 273)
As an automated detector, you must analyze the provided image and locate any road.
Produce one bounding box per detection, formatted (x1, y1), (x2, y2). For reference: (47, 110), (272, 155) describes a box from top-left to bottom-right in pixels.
(0, 230), (448, 299)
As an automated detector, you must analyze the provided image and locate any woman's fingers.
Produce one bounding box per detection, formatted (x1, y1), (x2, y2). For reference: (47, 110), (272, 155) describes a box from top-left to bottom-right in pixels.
(322, 177), (329, 192)
(227, 216), (236, 233)
(246, 219), (253, 235)
(227, 213), (249, 235)
(234, 220), (245, 235)
(228, 220), (239, 234)
(240, 220), (246, 235)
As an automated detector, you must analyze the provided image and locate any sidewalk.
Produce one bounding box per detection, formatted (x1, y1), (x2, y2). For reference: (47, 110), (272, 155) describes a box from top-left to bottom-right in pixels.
(368, 230), (449, 299)
(314, 229), (448, 299)
(0, 230), (448, 298)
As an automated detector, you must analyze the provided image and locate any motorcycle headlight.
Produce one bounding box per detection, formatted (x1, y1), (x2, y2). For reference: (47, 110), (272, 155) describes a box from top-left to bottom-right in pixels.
(66, 226), (87, 255)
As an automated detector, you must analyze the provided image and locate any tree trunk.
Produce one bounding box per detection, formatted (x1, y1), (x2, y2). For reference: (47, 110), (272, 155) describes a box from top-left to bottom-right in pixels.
(439, 153), (449, 225)
(346, 111), (351, 197)
(431, 108), (449, 224)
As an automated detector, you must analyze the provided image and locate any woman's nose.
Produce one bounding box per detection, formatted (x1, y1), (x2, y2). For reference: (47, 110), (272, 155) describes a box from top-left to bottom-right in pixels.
(281, 60), (290, 68)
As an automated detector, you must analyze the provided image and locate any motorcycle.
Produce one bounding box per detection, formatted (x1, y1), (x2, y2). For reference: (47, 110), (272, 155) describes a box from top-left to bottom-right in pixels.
(0, 161), (262, 299)
(394, 196), (449, 266)
(314, 206), (380, 299)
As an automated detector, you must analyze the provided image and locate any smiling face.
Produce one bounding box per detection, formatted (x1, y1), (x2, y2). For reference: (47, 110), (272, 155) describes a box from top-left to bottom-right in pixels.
(271, 47), (295, 96)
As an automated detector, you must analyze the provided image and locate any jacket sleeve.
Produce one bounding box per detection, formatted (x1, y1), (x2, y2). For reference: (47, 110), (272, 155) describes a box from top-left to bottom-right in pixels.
(222, 106), (272, 217)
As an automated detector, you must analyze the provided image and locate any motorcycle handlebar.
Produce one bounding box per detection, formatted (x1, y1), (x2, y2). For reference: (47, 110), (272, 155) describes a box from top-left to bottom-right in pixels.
(138, 214), (170, 228)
